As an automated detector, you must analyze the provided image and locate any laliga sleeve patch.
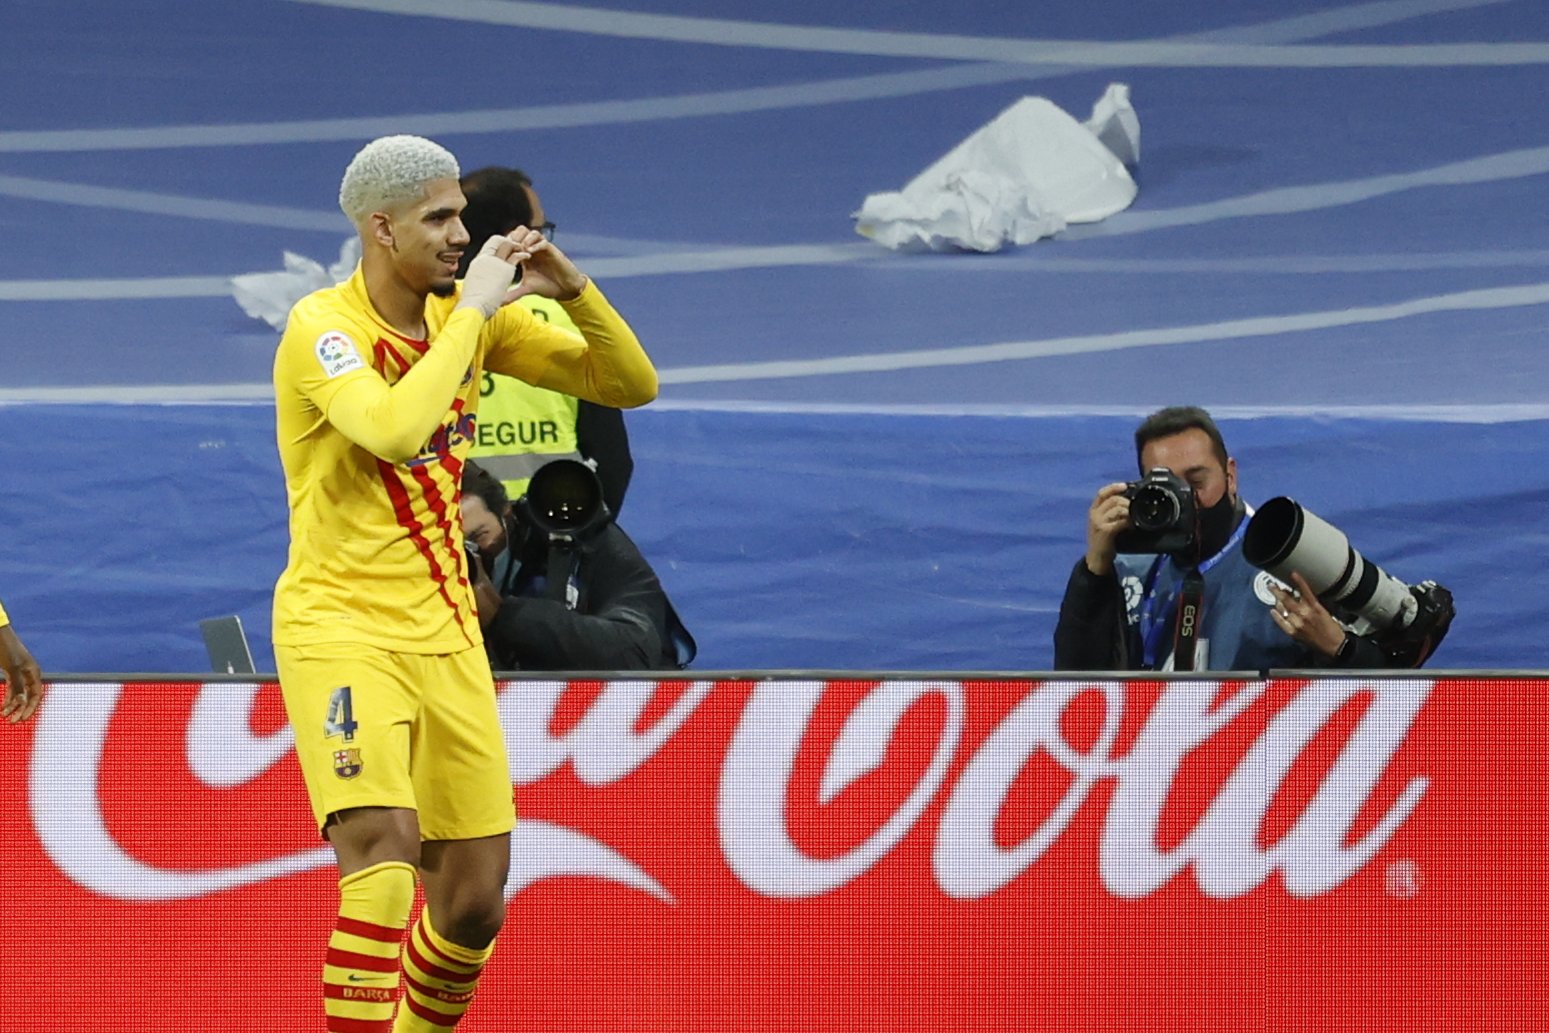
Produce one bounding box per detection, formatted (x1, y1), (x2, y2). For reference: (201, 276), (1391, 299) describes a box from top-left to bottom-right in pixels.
(315, 331), (365, 378)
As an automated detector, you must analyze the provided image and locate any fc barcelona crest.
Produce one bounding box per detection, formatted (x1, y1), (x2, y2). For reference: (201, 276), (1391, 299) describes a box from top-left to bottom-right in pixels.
(333, 748), (363, 779)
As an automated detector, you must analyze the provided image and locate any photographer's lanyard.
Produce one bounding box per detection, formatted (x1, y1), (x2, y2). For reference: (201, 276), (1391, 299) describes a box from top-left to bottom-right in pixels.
(1138, 519), (1246, 670)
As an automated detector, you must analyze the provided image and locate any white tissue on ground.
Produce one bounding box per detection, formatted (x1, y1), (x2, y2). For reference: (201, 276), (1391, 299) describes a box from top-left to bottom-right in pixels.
(230, 236), (361, 330)
(1085, 81), (1141, 168)
(853, 83), (1140, 254)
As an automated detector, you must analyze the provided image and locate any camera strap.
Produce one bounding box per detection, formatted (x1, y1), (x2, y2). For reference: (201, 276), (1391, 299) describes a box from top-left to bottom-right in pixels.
(544, 541), (580, 607)
(1171, 566), (1206, 671)
(1139, 516), (1247, 669)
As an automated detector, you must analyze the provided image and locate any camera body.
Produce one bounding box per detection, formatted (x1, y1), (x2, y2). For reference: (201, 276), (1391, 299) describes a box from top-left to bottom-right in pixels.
(1115, 467), (1197, 554)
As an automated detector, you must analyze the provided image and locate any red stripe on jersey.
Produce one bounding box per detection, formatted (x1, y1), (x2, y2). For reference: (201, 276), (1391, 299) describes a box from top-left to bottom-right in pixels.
(410, 461), (468, 594)
(326, 946), (401, 973)
(413, 395), (474, 628)
(371, 339), (388, 374)
(377, 459), (476, 648)
(404, 993), (462, 1027)
(405, 933), (479, 984)
(373, 319), (429, 354)
(440, 451), (471, 595)
(376, 338), (412, 377)
(335, 915), (406, 945)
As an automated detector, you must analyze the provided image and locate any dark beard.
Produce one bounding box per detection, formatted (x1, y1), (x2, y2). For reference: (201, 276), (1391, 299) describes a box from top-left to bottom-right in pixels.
(429, 281), (456, 298)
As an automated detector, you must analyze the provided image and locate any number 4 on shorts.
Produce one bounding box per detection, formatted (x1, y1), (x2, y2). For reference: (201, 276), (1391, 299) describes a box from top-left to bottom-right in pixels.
(325, 685), (359, 742)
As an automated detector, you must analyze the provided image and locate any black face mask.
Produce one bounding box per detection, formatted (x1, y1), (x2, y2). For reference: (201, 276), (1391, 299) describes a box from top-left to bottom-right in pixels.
(1172, 492), (1245, 565)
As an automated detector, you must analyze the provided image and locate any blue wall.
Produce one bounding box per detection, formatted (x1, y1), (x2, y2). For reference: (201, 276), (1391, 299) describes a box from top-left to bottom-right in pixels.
(3, 404), (1539, 674)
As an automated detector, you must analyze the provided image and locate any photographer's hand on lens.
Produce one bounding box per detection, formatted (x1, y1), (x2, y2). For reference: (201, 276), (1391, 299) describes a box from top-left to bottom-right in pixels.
(1084, 482), (1132, 576)
(1267, 571), (1348, 658)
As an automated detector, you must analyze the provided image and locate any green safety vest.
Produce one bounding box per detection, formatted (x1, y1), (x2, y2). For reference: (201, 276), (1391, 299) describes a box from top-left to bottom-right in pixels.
(469, 296), (585, 500)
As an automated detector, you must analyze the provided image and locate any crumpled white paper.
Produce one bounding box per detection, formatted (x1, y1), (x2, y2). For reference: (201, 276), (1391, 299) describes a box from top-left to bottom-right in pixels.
(853, 83), (1140, 253)
(1086, 81), (1141, 168)
(230, 236), (361, 330)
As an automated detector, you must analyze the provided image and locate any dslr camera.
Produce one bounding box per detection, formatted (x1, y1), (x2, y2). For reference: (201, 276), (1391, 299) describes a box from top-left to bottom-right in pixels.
(1115, 467), (1196, 554)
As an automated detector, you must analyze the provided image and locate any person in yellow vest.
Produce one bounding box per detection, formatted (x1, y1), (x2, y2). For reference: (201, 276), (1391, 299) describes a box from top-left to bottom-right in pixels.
(457, 166), (634, 515)
(0, 597), (44, 724)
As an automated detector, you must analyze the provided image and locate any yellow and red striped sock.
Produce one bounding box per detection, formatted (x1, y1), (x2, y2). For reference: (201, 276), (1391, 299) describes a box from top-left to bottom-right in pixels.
(391, 906), (495, 1031)
(323, 861), (416, 1033)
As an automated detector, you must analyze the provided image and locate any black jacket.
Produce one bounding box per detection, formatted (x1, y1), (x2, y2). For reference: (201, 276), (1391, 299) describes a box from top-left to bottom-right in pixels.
(482, 514), (694, 672)
(1053, 556), (1388, 673)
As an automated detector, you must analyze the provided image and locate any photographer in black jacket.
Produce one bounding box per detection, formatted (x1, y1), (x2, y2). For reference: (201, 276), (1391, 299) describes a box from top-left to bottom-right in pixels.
(460, 459), (694, 672)
(1053, 406), (1395, 673)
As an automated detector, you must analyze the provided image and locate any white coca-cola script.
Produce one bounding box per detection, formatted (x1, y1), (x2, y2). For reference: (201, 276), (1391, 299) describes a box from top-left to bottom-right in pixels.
(26, 677), (1430, 903)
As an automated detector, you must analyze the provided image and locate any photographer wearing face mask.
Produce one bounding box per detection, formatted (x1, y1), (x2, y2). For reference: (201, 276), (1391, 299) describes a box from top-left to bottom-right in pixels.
(461, 459), (695, 672)
(1053, 406), (1389, 673)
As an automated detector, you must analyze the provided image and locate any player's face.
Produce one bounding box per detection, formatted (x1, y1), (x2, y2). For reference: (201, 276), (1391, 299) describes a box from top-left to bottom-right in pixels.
(385, 177), (471, 298)
(460, 494), (509, 557)
(1139, 427), (1237, 509)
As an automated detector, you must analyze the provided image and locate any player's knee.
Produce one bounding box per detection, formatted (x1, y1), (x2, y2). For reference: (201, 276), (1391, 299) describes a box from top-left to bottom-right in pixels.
(326, 807), (422, 872)
(438, 891), (506, 948)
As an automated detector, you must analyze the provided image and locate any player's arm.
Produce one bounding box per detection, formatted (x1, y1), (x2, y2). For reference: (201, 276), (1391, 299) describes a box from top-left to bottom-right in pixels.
(291, 310), (484, 463)
(483, 233), (657, 409)
(283, 238), (526, 463)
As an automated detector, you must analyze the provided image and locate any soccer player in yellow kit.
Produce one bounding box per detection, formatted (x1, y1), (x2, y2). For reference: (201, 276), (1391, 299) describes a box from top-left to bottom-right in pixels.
(272, 135), (657, 1033)
(1, 598), (44, 724)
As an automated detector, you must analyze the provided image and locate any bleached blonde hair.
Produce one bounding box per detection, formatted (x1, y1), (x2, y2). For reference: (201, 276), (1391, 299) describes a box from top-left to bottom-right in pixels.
(338, 135), (460, 224)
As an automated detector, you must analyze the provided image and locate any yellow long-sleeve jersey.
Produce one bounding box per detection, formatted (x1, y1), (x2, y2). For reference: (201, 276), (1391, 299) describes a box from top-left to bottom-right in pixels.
(271, 265), (656, 653)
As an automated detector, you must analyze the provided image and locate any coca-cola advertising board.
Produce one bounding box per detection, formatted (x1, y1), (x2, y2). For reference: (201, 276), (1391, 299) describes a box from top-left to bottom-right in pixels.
(3, 675), (1543, 1032)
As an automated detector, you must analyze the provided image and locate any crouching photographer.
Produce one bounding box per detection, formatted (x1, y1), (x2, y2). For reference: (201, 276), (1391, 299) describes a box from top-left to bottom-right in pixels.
(461, 459), (695, 672)
(1053, 406), (1453, 672)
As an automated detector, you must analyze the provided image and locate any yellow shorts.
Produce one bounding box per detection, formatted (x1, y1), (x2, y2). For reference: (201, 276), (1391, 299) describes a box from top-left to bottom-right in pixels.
(277, 643), (515, 841)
